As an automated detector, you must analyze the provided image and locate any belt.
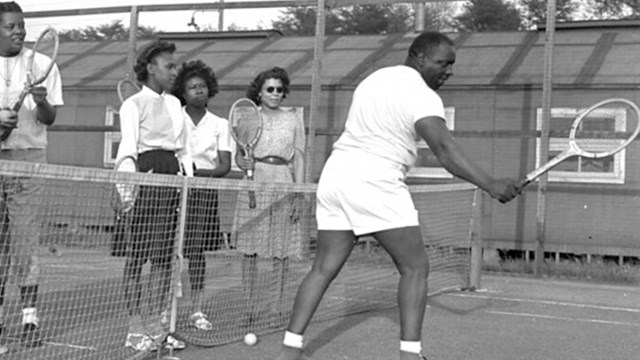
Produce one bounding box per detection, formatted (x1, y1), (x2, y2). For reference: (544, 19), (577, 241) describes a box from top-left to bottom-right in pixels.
(255, 156), (289, 165)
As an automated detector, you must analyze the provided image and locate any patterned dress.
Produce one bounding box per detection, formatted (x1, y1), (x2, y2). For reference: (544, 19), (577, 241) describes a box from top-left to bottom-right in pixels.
(233, 107), (306, 259)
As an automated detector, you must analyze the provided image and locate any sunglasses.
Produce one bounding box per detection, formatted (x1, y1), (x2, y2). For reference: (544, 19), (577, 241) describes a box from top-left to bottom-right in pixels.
(265, 86), (284, 94)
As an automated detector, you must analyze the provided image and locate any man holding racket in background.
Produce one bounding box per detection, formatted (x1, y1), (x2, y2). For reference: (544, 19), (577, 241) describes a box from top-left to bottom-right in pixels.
(0, 1), (62, 352)
(274, 32), (519, 360)
(116, 40), (191, 353)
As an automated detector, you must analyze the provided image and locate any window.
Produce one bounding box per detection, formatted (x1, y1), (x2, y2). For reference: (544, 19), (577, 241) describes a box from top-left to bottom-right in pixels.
(409, 107), (455, 178)
(536, 107), (627, 184)
(104, 106), (120, 168)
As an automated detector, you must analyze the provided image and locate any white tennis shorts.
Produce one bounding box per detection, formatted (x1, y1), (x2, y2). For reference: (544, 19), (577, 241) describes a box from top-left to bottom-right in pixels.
(316, 153), (419, 236)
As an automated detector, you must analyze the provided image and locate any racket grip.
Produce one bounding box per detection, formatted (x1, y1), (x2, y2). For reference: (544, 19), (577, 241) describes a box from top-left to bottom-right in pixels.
(12, 90), (29, 112)
(517, 178), (532, 191)
(245, 170), (256, 208)
(249, 191), (256, 209)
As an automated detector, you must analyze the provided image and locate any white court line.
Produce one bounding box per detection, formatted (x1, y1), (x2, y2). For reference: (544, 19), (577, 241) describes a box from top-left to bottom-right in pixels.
(487, 310), (640, 327)
(4, 336), (97, 351)
(451, 292), (640, 314)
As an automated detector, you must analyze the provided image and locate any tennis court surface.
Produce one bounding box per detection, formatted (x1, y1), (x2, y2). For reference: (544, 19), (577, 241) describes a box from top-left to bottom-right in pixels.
(176, 274), (640, 360)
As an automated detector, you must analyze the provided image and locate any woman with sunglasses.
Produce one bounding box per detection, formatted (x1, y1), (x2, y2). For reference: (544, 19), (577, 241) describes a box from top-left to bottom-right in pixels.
(233, 67), (306, 328)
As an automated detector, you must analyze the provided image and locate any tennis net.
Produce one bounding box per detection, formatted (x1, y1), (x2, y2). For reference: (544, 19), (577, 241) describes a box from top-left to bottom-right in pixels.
(0, 159), (480, 357)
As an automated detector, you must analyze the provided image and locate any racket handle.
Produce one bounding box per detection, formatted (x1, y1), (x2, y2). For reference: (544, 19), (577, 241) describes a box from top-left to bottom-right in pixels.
(517, 178), (532, 191)
(12, 90), (28, 112)
(249, 191), (256, 209)
(245, 169), (256, 208)
(0, 91), (27, 141)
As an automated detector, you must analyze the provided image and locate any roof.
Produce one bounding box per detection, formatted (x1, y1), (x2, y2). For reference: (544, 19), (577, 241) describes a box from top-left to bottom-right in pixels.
(54, 27), (640, 90)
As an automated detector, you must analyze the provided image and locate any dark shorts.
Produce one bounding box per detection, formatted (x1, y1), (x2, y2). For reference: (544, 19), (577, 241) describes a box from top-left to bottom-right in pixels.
(184, 188), (221, 257)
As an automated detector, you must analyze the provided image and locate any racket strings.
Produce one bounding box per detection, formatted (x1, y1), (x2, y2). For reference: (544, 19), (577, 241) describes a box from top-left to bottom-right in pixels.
(231, 105), (261, 146)
(572, 101), (639, 155)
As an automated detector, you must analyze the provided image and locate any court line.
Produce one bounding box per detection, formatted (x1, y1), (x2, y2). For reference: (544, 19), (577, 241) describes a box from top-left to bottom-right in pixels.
(4, 336), (97, 351)
(487, 310), (640, 327)
(451, 292), (640, 313)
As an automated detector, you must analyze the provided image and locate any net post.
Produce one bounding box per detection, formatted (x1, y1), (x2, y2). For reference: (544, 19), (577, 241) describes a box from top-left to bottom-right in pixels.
(169, 177), (189, 335)
(469, 188), (484, 290)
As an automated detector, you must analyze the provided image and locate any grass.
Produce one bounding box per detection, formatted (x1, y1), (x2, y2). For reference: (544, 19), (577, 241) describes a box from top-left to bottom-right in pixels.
(483, 254), (640, 285)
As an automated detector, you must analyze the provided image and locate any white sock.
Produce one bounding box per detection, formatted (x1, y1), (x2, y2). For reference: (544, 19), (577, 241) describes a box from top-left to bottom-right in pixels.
(283, 331), (303, 349)
(400, 340), (421, 354)
(22, 307), (38, 325)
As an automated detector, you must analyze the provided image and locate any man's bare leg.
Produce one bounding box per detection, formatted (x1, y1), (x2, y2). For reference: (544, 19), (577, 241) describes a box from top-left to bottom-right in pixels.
(274, 230), (356, 360)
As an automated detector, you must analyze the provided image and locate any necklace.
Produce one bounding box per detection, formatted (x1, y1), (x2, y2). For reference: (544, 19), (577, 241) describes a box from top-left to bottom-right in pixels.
(1, 57), (18, 87)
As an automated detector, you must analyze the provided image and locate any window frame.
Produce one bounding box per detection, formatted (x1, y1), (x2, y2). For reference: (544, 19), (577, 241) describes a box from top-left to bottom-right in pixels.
(103, 105), (120, 168)
(535, 107), (627, 184)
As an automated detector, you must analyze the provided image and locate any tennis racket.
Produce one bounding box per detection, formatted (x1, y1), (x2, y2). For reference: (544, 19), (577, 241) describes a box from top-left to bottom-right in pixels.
(112, 155), (140, 214)
(229, 98), (263, 209)
(117, 78), (141, 103)
(1, 27), (59, 141)
(519, 98), (640, 189)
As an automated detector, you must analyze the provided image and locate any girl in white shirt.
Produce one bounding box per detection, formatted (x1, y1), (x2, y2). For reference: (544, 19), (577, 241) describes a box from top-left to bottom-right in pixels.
(172, 60), (232, 331)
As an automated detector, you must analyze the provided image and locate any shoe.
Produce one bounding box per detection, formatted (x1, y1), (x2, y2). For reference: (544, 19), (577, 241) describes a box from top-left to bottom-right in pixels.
(21, 323), (42, 347)
(164, 334), (185, 350)
(125, 333), (157, 352)
(189, 311), (213, 331)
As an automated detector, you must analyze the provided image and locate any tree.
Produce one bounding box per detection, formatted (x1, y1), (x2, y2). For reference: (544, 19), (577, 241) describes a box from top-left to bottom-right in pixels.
(58, 20), (157, 41)
(454, 0), (523, 32)
(271, 7), (340, 35)
(585, 0), (640, 19)
(271, 4), (412, 36)
(334, 5), (413, 35)
(519, 0), (579, 29)
(417, 2), (461, 32)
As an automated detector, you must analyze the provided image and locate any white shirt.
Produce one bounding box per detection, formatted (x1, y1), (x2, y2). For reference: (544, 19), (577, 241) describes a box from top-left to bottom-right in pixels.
(116, 85), (193, 176)
(332, 65), (445, 171)
(184, 108), (233, 170)
(0, 47), (64, 150)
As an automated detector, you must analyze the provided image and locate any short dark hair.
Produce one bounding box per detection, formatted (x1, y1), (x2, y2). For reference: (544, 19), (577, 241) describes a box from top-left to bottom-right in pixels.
(0, 2), (22, 16)
(408, 32), (454, 59)
(172, 59), (219, 106)
(134, 40), (176, 83)
(246, 67), (290, 106)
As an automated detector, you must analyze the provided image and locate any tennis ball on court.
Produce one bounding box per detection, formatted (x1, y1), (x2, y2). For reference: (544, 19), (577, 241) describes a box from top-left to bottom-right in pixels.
(244, 333), (258, 346)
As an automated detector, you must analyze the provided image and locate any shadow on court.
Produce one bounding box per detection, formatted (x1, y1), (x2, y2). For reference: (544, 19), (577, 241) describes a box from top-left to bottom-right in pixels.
(176, 274), (640, 360)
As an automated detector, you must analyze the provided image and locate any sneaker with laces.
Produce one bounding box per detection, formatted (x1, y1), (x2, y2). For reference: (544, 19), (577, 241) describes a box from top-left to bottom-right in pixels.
(188, 311), (213, 331)
(21, 323), (41, 348)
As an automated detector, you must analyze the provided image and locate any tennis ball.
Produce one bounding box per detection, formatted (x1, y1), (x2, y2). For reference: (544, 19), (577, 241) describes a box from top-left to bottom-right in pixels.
(244, 333), (258, 346)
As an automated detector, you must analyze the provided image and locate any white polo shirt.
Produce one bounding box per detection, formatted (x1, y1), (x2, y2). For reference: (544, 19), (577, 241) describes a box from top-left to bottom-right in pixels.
(184, 108), (233, 170)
